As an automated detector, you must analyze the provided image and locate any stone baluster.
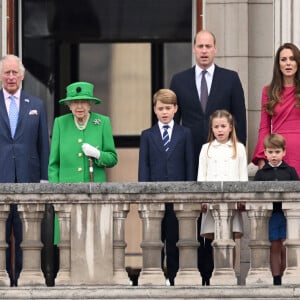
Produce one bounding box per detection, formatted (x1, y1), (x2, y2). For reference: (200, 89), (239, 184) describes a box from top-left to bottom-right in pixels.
(210, 203), (236, 285)
(245, 203), (272, 285)
(55, 204), (72, 285)
(18, 203), (45, 285)
(174, 203), (201, 285)
(137, 203), (165, 285)
(113, 203), (130, 284)
(70, 203), (113, 284)
(0, 205), (10, 286)
(282, 203), (300, 284)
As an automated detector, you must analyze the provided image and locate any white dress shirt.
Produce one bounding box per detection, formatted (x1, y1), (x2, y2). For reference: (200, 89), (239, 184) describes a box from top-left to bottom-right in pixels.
(3, 89), (21, 114)
(158, 120), (174, 140)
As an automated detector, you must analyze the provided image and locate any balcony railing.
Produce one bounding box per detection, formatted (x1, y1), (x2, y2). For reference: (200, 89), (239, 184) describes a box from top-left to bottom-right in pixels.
(0, 181), (299, 287)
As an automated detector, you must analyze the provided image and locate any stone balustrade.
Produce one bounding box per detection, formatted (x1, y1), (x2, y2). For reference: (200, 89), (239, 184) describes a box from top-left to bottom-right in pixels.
(0, 181), (300, 287)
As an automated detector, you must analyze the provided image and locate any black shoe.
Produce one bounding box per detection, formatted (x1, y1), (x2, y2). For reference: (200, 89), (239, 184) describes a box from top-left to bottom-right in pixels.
(10, 279), (17, 287)
(169, 277), (175, 286)
(202, 278), (210, 286)
(273, 275), (281, 285)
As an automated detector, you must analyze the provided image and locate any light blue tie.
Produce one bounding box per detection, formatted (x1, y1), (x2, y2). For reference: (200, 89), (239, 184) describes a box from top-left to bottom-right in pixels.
(8, 95), (18, 138)
(162, 125), (170, 152)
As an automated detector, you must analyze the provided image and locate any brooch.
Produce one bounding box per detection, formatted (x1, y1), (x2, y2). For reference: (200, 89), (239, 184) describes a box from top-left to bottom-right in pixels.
(93, 119), (101, 125)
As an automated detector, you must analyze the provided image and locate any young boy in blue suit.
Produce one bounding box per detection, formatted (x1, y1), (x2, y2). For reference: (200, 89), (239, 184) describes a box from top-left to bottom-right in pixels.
(138, 88), (195, 285)
(254, 133), (299, 285)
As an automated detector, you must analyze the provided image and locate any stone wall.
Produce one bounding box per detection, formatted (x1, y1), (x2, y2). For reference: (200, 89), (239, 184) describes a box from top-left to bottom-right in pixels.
(1, 182), (300, 287)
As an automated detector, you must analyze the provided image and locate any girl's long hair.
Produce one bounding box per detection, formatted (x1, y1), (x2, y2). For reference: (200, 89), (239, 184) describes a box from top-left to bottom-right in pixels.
(207, 109), (239, 159)
(265, 43), (300, 115)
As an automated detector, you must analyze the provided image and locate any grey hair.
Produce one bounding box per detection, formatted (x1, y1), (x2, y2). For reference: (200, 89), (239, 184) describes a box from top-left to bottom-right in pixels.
(0, 54), (26, 75)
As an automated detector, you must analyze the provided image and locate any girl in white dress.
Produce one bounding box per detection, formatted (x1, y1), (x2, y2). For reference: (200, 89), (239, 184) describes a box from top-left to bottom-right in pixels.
(197, 109), (248, 239)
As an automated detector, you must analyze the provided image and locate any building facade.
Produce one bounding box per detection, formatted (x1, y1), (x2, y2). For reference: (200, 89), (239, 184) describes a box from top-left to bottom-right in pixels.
(0, 0), (300, 272)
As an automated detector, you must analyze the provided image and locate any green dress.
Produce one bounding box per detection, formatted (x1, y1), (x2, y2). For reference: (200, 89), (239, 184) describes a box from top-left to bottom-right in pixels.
(49, 111), (118, 242)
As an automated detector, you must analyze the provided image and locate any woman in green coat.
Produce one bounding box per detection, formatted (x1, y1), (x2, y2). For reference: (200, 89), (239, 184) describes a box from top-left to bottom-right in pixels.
(48, 81), (118, 183)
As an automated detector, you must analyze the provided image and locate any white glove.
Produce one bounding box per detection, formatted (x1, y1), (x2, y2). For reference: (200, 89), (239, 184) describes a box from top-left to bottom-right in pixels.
(82, 143), (100, 160)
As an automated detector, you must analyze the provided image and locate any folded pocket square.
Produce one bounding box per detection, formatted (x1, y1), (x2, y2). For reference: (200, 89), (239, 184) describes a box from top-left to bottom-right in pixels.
(29, 110), (38, 115)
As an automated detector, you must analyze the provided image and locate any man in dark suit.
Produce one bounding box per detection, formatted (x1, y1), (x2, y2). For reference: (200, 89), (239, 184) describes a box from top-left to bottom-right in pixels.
(0, 54), (49, 286)
(170, 30), (247, 285)
(138, 89), (195, 285)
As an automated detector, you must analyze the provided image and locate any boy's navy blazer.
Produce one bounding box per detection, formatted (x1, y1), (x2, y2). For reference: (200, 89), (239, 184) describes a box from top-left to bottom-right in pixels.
(170, 65), (246, 162)
(0, 89), (49, 182)
(138, 122), (195, 181)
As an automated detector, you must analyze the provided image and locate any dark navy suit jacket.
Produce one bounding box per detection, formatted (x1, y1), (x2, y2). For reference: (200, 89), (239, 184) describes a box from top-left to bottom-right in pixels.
(170, 65), (246, 177)
(138, 122), (195, 181)
(0, 89), (49, 182)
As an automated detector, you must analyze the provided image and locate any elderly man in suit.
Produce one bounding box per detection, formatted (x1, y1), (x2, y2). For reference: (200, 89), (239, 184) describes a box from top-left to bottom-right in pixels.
(170, 30), (247, 285)
(0, 54), (50, 286)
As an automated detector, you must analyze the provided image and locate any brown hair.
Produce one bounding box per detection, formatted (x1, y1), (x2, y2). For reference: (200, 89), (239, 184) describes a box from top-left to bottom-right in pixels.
(264, 43), (300, 115)
(153, 89), (177, 106)
(207, 109), (239, 158)
(263, 133), (286, 150)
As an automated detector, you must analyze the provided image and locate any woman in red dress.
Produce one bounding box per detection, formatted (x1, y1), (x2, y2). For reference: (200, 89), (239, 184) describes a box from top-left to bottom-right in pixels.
(252, 43), (300, 176)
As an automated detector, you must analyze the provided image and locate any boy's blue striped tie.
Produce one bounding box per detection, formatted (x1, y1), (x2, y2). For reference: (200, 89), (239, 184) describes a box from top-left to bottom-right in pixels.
(162, 125), (170, 152)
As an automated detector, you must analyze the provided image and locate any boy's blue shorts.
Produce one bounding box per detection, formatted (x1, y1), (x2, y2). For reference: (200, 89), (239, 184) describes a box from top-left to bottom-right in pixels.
(269, 211), (286, 241)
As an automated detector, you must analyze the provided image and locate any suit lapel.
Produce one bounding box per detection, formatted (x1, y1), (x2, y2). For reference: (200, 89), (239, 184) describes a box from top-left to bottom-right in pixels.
(189, 67), (202, 108)
(14, 91), (30, 139)
(0, 90), (12, 135)
(186, 66), (205, 113)
(150, 124), (169, 154)
(207, 65), (221, 113)
(18, 91), (30, 121)
(150, 123), (183, 156)
(167, 123), (181, 156)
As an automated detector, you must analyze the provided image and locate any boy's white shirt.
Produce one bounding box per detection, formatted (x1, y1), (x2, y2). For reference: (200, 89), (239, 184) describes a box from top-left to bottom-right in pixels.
(158, 120), (174, 140)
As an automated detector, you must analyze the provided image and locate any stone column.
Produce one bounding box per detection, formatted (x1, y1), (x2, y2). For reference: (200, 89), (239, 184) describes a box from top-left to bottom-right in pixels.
(113, 203), (130, 285)
(18, 203), (45, 286)
(55, 204), (72, 285)
(0, 205), (10, 286)
(137, 203), (165, 285)
(210, 203), (236, 285)
(174, 203), (201, 286)
(245, 203), (272, 285)
(274, 0), (300, 49)
(70, 203), (113, 284)
(282, 204), (300, 284)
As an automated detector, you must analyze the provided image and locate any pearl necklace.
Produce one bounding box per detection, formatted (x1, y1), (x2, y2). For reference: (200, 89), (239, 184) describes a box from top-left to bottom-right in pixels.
(74, 113), (90, 130)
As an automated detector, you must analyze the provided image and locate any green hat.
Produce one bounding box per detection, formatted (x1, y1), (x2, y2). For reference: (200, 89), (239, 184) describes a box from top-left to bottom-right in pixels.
(59, 82), (102, 104)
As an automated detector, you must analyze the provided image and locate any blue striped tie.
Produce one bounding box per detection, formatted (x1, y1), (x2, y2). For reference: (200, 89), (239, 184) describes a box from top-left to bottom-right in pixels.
(162, 125), (170, 152)
(9, 95), (18, 138)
